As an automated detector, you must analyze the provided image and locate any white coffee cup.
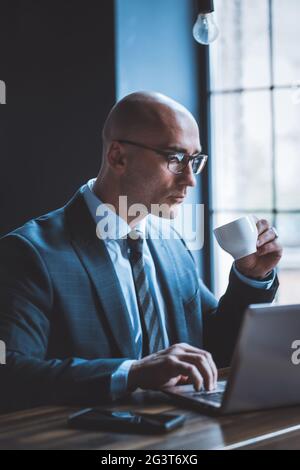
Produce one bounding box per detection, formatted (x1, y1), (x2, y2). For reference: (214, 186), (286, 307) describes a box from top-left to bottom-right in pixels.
(213, 215), (258, 260)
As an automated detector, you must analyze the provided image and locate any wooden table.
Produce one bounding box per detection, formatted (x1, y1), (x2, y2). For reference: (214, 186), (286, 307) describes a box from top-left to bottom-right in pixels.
(1, 389), (300, 450)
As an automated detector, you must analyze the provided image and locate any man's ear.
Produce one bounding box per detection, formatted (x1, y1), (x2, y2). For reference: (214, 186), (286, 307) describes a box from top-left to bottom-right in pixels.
(106, 141), (127, 174)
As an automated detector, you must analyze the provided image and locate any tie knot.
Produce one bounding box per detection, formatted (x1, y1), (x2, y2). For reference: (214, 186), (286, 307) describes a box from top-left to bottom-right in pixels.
(127, 230), (144, 255)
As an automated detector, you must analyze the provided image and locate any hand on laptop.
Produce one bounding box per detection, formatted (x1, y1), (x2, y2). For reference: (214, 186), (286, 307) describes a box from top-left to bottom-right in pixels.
(127, 343), (218, 393)
(236, 218), (282, 280)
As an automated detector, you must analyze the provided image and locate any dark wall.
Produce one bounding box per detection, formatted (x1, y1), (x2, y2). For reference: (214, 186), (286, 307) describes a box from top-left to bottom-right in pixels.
(0, 0), (116, 236)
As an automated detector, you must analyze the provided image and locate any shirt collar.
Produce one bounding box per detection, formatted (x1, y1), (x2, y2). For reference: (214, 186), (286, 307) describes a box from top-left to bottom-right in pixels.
(82, 178), (147, 240)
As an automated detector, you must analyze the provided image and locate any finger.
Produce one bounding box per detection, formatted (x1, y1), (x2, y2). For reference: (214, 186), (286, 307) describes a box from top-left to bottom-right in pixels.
(206, 354), (218, 386)
(180, 346), (218, 385)
(168, 344), (218, 386)
(178, 353), (215, 390)
(256, 218), (270, 236)
(178, 375), (190, 384)
(257, 241), (283, 257)
(257, 227), (277, 248)
(170, 358), (204, 391)
(196, 350), (218, 386)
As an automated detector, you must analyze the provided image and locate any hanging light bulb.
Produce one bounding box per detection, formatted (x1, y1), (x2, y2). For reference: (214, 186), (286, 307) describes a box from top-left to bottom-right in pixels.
(193, 0), (219, 45)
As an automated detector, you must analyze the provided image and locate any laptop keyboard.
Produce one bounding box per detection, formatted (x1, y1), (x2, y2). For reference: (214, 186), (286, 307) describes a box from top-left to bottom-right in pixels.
(192, 391), (224, 404)
(167, 381), (227, 407)
(188, 381), (227, 405)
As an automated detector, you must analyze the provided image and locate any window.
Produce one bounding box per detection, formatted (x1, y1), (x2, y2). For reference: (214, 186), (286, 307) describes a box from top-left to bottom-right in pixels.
(209, 0), (300, 302)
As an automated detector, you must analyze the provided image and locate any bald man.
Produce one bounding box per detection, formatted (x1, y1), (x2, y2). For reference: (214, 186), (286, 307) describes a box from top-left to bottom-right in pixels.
(0, 92), (281, 411)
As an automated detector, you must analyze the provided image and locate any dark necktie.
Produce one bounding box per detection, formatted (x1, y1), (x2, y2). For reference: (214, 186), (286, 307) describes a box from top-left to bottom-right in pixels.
(127, 231), (164, 356)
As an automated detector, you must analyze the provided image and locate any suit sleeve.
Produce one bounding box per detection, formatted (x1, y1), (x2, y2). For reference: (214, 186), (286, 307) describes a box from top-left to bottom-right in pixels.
(174, 230), (279, 368)
(0, 234), (129, 412)
(201, 267), (279, 368)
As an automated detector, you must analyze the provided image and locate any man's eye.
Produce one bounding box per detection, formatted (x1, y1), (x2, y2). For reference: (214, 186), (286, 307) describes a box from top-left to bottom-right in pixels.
(169, 154), (184, 162)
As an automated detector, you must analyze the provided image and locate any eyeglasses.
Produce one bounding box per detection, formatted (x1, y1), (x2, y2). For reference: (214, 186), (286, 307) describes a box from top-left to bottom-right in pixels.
(117, 139), (208, 175)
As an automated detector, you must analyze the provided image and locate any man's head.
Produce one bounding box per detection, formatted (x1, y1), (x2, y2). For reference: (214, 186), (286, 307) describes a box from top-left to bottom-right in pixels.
(96, 91), (202, 221)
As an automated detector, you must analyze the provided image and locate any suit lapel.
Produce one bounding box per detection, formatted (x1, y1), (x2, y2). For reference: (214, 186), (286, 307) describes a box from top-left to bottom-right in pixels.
(147, 232), (189, 345)
(64, 190), (138, 359)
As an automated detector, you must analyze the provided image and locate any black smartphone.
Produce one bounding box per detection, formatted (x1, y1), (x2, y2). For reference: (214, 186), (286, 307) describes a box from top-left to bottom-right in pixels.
(68, 408), (186, 434)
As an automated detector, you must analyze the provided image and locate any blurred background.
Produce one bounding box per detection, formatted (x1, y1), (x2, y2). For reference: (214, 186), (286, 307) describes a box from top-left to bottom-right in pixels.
(209, 0), (300, 303)
(0, 0), (299, 302)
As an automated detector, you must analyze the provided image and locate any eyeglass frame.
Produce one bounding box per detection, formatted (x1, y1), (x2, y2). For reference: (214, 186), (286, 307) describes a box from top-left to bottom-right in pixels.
(117, 139), (208, 175)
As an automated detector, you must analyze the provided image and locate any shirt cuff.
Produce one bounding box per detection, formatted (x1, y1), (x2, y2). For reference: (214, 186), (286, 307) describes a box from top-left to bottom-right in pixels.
(232, 263), (276, 290)
(110, 359), (137, 401)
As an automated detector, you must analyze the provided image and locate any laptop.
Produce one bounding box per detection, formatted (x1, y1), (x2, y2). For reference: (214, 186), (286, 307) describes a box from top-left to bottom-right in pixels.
(163, 303), (300, 415)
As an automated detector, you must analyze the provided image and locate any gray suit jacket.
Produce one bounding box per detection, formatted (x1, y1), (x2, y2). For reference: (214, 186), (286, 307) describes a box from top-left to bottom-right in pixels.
(0, 189), (278, 411)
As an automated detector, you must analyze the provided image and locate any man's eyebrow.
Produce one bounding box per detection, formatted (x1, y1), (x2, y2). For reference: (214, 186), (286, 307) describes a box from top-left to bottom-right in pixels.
(163, 146), (202, 155)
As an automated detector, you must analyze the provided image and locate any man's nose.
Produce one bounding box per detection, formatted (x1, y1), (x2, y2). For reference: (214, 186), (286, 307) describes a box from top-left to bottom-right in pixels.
(181, 161), (197, 187)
